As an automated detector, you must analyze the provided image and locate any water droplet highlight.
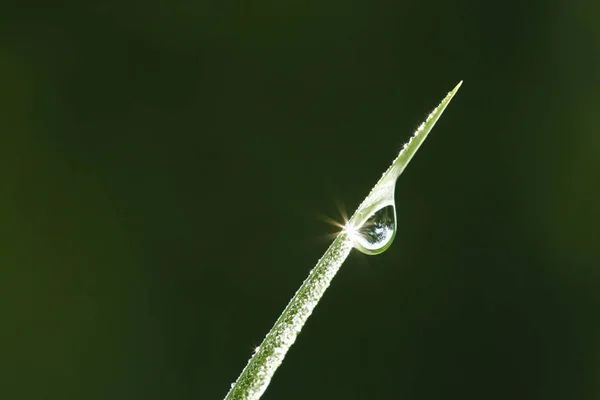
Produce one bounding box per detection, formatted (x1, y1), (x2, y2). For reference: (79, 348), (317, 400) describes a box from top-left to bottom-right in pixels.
(348, 205), (396, 255)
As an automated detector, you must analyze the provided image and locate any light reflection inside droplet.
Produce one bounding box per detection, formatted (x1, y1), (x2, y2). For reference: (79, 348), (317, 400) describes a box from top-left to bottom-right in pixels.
(347, 205), (396, 255)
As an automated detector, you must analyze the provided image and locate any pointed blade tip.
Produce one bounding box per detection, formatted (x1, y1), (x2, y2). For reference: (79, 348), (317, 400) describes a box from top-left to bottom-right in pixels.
(454, 80), (463, 92)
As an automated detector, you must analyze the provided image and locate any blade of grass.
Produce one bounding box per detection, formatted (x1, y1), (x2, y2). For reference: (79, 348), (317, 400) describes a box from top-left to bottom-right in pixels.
(224, 81), (462, 400)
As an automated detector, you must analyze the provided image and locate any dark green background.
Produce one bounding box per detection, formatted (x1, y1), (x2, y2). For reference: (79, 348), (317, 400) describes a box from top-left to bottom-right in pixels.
(2, 1), (599, 399)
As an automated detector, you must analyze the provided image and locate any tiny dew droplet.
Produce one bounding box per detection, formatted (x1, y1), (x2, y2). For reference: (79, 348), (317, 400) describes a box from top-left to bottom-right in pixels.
(350, 205), (397, 255)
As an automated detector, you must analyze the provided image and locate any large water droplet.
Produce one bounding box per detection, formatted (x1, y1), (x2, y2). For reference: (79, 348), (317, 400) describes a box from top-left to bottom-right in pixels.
(349, 205), (396, 255)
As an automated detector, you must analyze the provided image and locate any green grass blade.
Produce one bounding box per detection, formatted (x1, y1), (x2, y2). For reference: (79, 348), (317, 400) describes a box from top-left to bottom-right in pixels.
(224, 81), (462, 400)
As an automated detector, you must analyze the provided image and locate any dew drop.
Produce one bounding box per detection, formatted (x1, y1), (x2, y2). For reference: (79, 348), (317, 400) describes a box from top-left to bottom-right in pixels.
(349, 205), (397, 255)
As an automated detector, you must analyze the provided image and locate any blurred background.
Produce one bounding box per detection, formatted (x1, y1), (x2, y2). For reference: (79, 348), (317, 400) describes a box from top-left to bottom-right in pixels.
(1, 1), (599, 399)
